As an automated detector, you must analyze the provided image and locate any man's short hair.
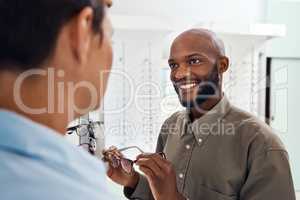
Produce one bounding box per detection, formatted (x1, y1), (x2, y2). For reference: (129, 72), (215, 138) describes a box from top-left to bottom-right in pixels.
(0, 0), (105, 71)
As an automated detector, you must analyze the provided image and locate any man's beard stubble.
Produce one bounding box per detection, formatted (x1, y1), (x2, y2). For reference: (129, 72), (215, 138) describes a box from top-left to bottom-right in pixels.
(174, 64), (221, 109)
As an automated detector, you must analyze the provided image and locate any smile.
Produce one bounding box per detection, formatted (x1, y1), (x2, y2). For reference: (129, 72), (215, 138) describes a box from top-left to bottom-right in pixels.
(177, 82), (199, 91)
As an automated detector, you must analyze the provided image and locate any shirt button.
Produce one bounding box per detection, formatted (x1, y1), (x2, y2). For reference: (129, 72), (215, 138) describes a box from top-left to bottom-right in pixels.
(185, 144), (191, 150)
(198, 138), (203, 143)
(179, 173), (184, 179)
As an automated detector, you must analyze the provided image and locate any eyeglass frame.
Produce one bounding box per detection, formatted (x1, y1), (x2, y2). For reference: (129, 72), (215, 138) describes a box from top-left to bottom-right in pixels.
(103, 146), (167, 174)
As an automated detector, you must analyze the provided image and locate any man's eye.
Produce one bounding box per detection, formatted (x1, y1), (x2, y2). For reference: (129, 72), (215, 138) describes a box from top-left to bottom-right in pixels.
(189, 59), (202, 65)
(169, 63), (178, 69)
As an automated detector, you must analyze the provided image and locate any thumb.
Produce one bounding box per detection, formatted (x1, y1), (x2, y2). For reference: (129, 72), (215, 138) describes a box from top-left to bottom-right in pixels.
(106, 165), (114, 178)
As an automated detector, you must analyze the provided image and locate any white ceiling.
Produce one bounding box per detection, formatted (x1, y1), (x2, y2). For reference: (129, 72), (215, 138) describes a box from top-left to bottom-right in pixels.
(110, 0), (267, 24)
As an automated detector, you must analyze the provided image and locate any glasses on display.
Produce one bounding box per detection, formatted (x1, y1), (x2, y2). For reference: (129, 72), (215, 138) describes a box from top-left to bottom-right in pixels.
(67, 120), (103, 155)
(102, 146), (166, 174)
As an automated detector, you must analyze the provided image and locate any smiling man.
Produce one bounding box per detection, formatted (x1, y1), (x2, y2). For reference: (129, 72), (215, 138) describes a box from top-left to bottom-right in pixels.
(107, 29), (296, 200)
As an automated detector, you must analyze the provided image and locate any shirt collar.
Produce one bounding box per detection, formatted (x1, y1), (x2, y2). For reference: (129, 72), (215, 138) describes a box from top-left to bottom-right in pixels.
(179, 95), (232, 145)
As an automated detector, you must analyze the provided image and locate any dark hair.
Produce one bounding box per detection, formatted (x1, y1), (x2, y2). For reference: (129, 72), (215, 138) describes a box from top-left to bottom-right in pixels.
(0, 0), (105, 70)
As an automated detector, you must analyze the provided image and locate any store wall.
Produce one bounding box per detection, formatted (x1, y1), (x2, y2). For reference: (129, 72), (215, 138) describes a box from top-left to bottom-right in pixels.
(266, 0), (300, 194)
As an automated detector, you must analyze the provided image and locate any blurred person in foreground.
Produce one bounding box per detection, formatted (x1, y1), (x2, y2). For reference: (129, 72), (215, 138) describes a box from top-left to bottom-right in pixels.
(106, 29), (296, 200)
(0, 0), (115, 199)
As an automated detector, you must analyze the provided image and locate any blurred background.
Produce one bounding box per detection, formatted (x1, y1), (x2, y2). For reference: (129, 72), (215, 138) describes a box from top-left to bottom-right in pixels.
(67, 0), (300, 198)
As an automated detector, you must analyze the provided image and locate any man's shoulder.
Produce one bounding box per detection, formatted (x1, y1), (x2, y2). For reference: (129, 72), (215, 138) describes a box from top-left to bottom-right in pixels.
(163, 110), (186, 124)
(227, 105), (286, 153)
(0, 110), (114, 200)
(157, 111), (185, 136)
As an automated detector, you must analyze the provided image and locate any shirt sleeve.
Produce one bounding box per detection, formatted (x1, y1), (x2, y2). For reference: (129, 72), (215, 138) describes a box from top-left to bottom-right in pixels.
(240, 150), (296, 200)
(124, 175), (154, 200)
(123, 133), (168, 200)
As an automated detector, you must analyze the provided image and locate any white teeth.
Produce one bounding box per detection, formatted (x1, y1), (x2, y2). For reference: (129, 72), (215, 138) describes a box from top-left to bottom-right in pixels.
(179, 83), (197, 90)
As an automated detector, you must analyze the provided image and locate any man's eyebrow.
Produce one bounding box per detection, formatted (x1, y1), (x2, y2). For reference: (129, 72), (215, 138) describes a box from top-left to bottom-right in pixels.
(168, 53), (208, 63)
(186, 53), (206, 58)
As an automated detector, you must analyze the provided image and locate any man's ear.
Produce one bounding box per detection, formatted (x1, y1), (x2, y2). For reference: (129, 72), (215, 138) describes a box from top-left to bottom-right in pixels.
(70, 7), (94, 66)
(218, 56), (229, 73)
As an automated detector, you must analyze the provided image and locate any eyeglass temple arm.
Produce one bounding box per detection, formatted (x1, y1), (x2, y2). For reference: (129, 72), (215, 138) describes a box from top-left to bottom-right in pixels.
(118, 146), (145, 153)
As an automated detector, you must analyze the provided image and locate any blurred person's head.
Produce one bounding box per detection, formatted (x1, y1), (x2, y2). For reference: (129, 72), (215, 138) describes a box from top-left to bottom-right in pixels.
(0, 0), (113, 133)
(168, 29), (229, 118)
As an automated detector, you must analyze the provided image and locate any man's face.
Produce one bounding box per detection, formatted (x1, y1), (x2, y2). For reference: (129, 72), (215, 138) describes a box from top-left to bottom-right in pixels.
(68, 10), (113, 119)
(76, 2), (113, 115)
(49, 2), (114, 129)
(86, 15), (113, 107)
(168, 34), (221, 108)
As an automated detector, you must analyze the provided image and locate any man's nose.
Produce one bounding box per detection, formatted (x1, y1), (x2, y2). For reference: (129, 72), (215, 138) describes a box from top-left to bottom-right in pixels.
(172, 64), (191, 81)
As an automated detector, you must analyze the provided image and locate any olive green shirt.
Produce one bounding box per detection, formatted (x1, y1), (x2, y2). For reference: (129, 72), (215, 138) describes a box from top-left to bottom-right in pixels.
(126, 96), (296, 200)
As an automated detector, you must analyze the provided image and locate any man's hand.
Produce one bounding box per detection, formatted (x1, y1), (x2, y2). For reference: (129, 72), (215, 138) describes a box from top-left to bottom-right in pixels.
(103, 146), (140, 188)
(106, 162), (140, 188)
(136, 153), (186, 200)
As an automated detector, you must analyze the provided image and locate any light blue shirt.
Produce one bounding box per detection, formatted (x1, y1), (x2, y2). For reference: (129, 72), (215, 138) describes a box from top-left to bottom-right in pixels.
(0, 110), (114, 200)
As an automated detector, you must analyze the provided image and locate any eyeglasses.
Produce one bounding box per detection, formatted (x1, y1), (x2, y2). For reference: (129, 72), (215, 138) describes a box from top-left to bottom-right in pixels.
(103, 146), (166, 174)
(67, 121), (102, 155)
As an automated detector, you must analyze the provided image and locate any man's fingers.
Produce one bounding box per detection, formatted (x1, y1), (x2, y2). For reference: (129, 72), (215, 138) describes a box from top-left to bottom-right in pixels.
(106, 167), (113, 178)
(139, 166), (156, 181)
(137, 153), (171, 174)
(106, 146), (117, 151)
(151, 154), (170, 171)
(136, 153), (152, 160)
(136, 158), (164, 179)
